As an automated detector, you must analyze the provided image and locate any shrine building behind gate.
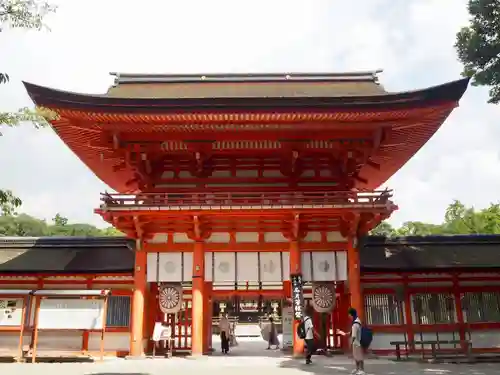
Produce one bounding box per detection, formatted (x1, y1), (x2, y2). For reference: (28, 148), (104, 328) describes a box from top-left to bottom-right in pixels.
(21, 71), (470, 357)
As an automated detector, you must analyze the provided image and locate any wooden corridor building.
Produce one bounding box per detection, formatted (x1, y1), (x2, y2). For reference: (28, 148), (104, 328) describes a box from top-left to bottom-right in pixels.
(0, 235), (498, 357)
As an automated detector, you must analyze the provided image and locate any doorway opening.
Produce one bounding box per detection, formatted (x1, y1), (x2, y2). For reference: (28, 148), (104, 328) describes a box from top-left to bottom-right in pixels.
(211, 289), (287, 356)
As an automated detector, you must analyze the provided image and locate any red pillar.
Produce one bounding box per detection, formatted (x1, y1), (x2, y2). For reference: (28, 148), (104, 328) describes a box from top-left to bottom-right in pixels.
(289, 240), (305, 357)
(191, 241), (205, 355)
(130, 244), (147, 357)
(347, 236), (364, 321)
(204, 281), (213, 353)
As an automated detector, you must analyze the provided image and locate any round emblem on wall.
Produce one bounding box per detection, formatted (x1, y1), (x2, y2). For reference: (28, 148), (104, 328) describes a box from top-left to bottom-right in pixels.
(312, 283), (335, 313)
(158, 284), (182, 314)
(218, 261), (230, 273)
(164, 261), (176, 274)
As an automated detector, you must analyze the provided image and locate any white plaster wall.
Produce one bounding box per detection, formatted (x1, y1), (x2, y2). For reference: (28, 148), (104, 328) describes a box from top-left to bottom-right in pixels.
(0, 332), (31, 353)
(371, 332), (406, 350)
(206, 233), (230, 243)
(35, 331), (82, 350)
(173, 233), (193, 243)
(327, 231), (347, 242)
(148, 233), (168, 243)
(264, 232), (287, 243)
(88, 332), (129, 351)
(235, 232), (259, 242)
(303, 231), (322, 242)
(470, 330), (500, 349)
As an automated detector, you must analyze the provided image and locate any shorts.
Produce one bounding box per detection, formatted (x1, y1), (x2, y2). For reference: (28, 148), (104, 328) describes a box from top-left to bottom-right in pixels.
(352, 345), (364, 361)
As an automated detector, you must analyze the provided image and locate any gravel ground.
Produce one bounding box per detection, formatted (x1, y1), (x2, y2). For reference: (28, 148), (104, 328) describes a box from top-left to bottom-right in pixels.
(1, 337), (498, 375)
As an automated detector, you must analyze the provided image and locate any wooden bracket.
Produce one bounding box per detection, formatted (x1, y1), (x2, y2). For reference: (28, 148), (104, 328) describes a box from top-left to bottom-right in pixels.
(340, 212), (360, 238)
(193, 215), (201, 240)
(358, 213), (382, 235)
(283, 213), (306, 241)
(133, 216), (144, 239)
(187, 215), (210, 241)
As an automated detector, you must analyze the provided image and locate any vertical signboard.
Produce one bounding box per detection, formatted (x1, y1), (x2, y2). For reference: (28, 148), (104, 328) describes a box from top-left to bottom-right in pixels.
(291, 273), (304, 320)
(281, 306), (293, 348)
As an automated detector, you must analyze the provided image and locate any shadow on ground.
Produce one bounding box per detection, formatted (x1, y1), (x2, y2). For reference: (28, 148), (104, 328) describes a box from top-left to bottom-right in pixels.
(278, 356), (500, 375)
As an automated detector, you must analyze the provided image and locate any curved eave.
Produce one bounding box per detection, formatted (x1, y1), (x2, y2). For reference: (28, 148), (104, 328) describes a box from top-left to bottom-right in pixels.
(22, 78), (470, 192)
(23, 78), (470, 113)
(359, 104), (458, 189)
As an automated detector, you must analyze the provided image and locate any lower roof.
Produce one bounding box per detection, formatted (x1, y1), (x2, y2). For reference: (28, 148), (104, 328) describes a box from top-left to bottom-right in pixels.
(0, 237), (133, 274)
(0, 235), (499, 274)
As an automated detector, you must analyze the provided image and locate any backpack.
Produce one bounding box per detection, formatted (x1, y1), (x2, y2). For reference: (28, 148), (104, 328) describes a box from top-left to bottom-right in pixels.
(354, 321), (373, 349)
(297, 317), (310, 339)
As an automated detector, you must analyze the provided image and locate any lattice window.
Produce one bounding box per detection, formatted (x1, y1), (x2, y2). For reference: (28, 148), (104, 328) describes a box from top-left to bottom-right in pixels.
(364, 294), (403, 325)
(106, 296), (131, 327)
(462, 292), (500, 323)
(412, 293), (456, 324)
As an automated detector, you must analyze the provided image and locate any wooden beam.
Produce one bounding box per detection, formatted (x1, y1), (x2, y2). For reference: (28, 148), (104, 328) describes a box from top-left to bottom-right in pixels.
(133, 216), (144, 239)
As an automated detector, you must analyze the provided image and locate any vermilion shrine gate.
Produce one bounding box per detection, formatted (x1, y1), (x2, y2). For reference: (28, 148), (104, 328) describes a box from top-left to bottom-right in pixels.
(23, 72), (469, 357)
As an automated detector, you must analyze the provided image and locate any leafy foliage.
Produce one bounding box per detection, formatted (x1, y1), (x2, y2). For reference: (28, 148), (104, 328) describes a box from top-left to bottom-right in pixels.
(371, 200), (500, 236)
(0, 212), (125, 237)
(0, 190), (22, 216)
(0, 106), (57, 135)
(1, 0), (56, 208)
(455, 0), (500, 103)
(0, 0), (56, 31)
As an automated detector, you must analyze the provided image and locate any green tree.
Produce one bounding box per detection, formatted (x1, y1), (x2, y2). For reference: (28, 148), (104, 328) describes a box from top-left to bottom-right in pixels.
(0, 211), (126, 237)
(370, 200), (500, 237)
(455, 0), (500, 103)
(443, 199), (500, 234)
(370, 221), (396, 236)
(52, 213), (68, 226)
(0, 213), (48, 236)
(0, 189), (22, 216)
(395, 221), (444, 236)
(1, 0), (56, 211)
(101, 226), (125, 236)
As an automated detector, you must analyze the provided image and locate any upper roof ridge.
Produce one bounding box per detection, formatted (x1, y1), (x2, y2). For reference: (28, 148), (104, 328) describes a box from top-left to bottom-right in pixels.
(109, 70), (384, 85)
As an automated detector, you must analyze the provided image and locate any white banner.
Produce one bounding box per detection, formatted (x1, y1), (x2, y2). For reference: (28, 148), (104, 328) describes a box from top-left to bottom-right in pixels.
(38, 298), (105, 330)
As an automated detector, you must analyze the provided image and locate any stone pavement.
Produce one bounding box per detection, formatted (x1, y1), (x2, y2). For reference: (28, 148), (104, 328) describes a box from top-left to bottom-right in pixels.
(1, 337), (499, 375)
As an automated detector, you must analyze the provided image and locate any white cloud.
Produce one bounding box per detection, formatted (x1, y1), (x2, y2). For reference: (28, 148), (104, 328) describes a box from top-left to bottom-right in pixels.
(0, 0), (498, 229)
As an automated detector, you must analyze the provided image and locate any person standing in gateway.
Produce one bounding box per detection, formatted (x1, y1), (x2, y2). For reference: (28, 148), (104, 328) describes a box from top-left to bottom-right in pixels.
(219, 313), (231, 354)
(303, 306), (317, 365)
(337, 308), (366, 375)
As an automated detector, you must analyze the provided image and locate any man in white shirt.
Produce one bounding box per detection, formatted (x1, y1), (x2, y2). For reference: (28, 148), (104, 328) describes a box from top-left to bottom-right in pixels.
(337, 308), (365, 375)
(303, 306), (318, 365)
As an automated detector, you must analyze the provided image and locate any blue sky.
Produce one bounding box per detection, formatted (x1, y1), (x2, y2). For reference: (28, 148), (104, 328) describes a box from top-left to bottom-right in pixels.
(1, 0), (499, 228)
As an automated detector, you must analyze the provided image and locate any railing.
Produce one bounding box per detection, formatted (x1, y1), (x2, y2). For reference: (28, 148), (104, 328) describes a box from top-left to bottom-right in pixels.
(99, 190), (395, 211)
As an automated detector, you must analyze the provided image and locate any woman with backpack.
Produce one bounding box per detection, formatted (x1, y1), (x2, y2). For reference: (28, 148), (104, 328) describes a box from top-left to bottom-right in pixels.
(336, 308), (369, 375)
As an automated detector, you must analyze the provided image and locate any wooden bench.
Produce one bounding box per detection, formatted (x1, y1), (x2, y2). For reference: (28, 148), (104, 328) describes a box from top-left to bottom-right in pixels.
(415, 339), (472, 361)
(391, 339), (473, 361)
(389, 340), (410, 360)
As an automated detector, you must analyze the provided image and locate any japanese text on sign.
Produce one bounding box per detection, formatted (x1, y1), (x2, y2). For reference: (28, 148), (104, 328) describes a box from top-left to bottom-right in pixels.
(291, 273), (304, 320)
